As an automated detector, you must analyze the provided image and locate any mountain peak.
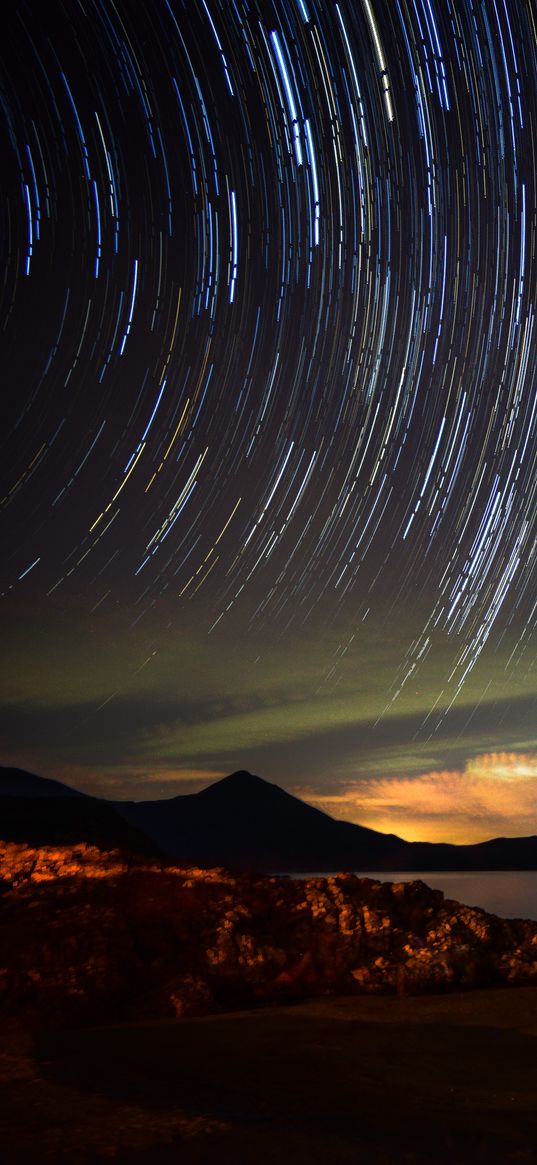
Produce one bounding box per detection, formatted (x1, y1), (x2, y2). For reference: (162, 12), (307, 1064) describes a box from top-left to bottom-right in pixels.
(225, 769), (267, 785)
(197, 770), (277, 797)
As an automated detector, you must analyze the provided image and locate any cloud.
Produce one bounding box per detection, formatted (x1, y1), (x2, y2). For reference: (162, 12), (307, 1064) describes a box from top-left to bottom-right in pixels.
(79, 766), (227, 800)
(302, 751), (537, 843)
(467, 752), (537, 781)
(0, 750), (228, 801)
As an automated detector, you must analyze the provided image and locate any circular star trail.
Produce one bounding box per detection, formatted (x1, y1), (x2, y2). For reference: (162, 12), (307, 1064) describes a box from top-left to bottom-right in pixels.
(1, 0), (536, 742)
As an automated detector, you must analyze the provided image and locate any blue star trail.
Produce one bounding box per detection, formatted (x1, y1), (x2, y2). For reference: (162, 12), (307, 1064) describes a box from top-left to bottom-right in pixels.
(0, 0), (535, 786)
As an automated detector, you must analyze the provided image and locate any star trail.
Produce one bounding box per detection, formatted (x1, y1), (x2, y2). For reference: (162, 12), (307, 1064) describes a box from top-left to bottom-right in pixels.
(0, 0), (536, 841)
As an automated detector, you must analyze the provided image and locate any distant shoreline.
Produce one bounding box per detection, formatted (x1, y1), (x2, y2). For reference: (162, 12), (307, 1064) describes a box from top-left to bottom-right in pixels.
(279, 868), (537, 921)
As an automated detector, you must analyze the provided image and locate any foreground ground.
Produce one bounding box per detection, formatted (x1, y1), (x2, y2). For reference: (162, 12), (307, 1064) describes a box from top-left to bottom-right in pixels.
(1, 986), (536, 1164)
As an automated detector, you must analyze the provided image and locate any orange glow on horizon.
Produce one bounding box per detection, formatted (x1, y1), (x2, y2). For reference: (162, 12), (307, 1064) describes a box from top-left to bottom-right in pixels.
(302, 751), (537, 844)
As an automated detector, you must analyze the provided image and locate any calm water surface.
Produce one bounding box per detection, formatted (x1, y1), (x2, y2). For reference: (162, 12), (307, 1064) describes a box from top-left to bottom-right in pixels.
(291, 871), (537, 921)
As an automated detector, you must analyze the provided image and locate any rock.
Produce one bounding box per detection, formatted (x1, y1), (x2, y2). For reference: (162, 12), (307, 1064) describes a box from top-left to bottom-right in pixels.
(168, 975), (215, 1017)
(0, 841), (535, 1026)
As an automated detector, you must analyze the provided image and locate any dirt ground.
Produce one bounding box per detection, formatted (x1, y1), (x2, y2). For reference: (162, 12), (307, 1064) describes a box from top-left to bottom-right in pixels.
(1, 986), (537, 1164)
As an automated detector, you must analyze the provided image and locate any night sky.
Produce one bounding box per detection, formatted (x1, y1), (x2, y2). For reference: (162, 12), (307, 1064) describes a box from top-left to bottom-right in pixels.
(1, 0), (536, 843)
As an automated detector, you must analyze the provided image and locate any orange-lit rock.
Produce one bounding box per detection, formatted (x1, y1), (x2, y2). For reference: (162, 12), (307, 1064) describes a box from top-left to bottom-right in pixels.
(0, 840), (535, 1026)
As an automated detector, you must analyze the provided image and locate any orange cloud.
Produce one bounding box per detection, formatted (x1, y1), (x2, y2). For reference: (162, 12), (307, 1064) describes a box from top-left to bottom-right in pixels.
(303, 752), (537, 844)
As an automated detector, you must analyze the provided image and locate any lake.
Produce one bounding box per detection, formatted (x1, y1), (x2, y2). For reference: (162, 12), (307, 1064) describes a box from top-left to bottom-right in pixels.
(290, 871), (537, 921)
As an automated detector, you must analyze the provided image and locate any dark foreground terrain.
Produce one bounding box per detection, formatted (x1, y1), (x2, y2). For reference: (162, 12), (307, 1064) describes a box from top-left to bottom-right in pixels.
(1, 839), (536, 1162)
(1, 987), (536, 1164)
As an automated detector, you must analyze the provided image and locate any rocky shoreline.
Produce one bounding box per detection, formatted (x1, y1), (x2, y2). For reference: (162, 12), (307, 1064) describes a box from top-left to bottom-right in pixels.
(1, 840), (536, 1026)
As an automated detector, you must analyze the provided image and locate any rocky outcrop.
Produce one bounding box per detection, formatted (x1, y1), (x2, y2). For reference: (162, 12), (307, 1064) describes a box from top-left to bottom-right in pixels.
(0, 840), (536, 1026)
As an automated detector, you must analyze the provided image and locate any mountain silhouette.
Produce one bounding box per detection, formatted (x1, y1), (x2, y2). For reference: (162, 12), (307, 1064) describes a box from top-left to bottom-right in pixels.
(115, 770), (537, 871)
(115, 768), (407, 870)
(1, 765), (536, 871)
(0, 765), (88, 798)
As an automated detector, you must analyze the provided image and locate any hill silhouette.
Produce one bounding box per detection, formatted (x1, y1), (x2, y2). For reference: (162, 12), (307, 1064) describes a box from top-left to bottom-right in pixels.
(0, 768), (158, 856)
(1, 764), (535, 871)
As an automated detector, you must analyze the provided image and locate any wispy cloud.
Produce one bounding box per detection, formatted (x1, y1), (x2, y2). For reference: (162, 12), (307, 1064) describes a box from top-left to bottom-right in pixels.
(301, 751), (537, 843)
